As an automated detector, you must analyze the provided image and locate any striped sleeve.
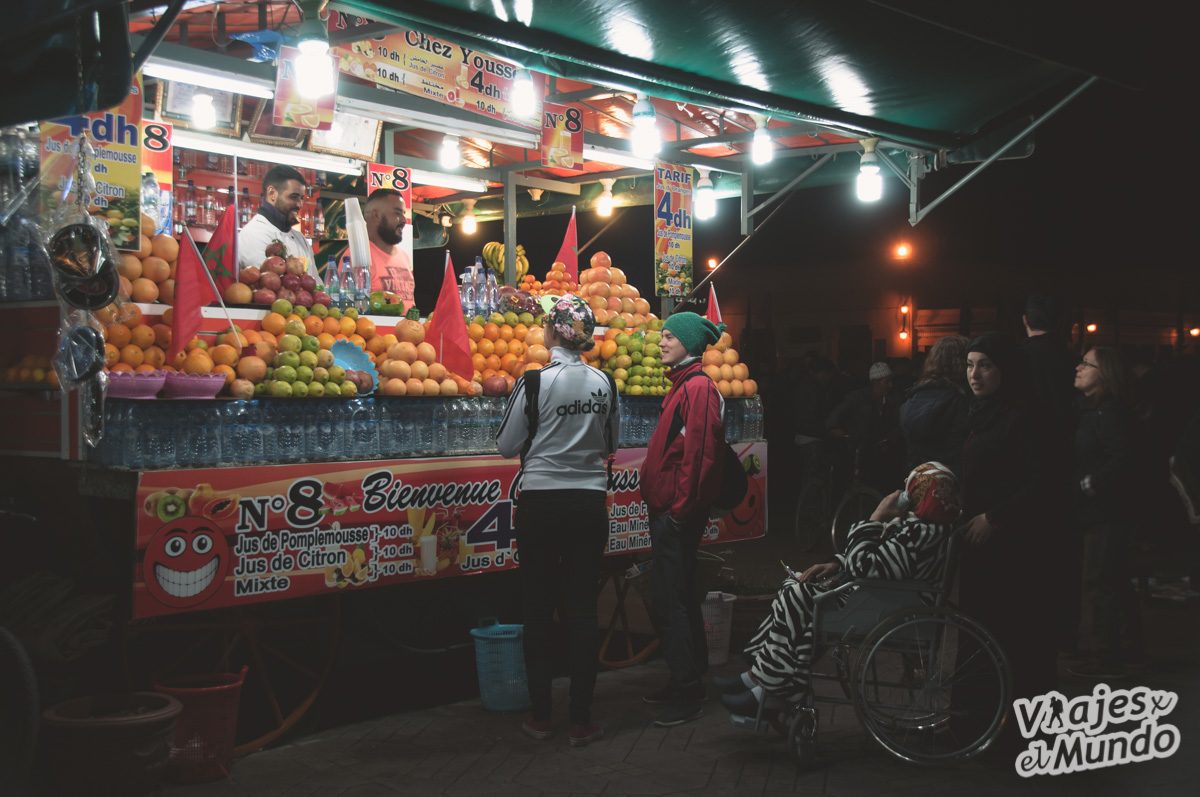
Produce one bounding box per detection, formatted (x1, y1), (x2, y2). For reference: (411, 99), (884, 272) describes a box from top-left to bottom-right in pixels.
(836, 518), (950, 581)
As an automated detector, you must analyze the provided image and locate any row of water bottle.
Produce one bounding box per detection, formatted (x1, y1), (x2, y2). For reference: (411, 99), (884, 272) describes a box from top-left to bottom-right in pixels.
(325, 255), (370, 313)
(618, 398), (660, 447)
(723, 395), (765, 443)
(1, 124), (53, 302)
(459, 256), (498, 318)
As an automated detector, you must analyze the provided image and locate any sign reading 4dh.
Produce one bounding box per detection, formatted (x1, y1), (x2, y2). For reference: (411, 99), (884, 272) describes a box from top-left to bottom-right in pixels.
(654, 160), (694, 297)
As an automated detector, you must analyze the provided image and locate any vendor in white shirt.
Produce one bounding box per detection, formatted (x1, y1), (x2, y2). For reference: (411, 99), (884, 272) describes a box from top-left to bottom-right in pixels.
(238, 165), (318, 279)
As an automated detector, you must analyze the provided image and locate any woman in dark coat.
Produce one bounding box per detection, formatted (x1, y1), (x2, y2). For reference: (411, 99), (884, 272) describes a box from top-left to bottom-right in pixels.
(899, 335), (971, 477)
(958, 333), (1059, 709)
(1070, 345), (1139, 678)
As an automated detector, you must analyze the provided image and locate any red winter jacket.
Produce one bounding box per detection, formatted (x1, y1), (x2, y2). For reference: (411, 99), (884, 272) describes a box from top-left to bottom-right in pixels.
(640, 360), (726, 522)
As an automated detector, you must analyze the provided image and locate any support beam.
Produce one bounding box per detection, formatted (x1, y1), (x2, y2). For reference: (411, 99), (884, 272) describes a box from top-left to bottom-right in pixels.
(513, 175), (581, 195)
(745, 154), (832, 218)
(503, 173), (517, 285)
(740, 170), (755, 236)
(328, 21), (405, 45)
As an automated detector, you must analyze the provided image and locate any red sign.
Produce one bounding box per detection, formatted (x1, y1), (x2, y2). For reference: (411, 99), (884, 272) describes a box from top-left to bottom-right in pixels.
(540, 102), (584, 170)
(273, 45), (337, 131)
(365, 163), (413, 210)
(132, 444), (767, 618)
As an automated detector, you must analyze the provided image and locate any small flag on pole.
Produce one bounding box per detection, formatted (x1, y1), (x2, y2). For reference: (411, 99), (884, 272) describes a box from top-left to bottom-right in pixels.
(425, 251), (473, 381)
(554, 205), (578, 280)
(705, 283), (723, 325)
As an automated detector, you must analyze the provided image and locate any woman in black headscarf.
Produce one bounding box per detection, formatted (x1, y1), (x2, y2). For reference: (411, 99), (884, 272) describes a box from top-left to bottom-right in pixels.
(958, 332), (1059, 709)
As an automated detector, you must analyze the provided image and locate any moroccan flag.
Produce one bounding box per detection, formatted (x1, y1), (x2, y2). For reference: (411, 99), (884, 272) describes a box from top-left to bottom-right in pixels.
(203, 201), (239, 294)
(705, 283), (723, 325)
(168, 228), (218, 360)
(425, 252), (473, 381)
(554, 206), (578, 280)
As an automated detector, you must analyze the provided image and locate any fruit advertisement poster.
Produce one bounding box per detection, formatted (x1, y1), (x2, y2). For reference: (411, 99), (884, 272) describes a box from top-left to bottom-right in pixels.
(39, 75), (144, 250)
(273, 45), (336, 131)
(328, 12), (541, 127)
(132, 443), (766, 619)
(540, 102), (584, 170)
(653, 160), (694, 298)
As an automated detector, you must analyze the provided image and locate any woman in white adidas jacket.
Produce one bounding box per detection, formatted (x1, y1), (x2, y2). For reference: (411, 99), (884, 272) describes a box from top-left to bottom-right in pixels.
(497, 295), (620, 747)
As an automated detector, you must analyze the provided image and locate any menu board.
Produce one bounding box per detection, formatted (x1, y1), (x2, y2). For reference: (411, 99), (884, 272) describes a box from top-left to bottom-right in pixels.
(653, 160), (694, 297)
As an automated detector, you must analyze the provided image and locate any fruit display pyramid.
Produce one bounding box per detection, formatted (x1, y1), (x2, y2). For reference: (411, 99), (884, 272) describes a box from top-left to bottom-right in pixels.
(116, 214), (180, 305)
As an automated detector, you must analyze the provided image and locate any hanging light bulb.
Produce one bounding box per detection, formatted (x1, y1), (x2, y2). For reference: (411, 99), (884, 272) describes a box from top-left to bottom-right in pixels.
(694, 167), (716, 220)
(596, 178), (615, 217)
(750, 114), (774, 165)
(856, 137), (883, 202)
(511, 68), (537, 117)
(460, 198), (478, 234)
(439, 135), (460, 170)
(191, 92), (216, 130)
(293, 2), (334, 99)
(630, 94), (660, 159)
(438, 209), (454, 228)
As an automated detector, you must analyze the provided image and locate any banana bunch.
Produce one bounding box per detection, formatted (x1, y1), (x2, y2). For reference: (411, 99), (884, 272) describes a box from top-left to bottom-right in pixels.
(482, 241), (530, 279)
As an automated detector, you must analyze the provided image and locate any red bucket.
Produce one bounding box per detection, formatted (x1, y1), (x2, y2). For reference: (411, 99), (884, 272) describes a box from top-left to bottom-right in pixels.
(154, 666), (248, 783)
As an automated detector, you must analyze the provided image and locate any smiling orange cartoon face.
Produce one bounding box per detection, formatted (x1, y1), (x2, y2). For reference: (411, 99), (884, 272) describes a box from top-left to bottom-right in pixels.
(143, 517), (231, 608)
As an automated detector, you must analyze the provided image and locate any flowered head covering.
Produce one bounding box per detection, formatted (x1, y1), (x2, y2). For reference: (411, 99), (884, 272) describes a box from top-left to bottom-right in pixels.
(903, 461), (961, 524)
(543, 294), (596, 351)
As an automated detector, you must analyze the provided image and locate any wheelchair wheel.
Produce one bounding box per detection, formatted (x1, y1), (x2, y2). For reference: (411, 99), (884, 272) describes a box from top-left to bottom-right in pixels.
(851, 606), (1010, 765)
(793, 481), (829, 551)
(786, 705), (819, 764)
(831, 486), (881, 554)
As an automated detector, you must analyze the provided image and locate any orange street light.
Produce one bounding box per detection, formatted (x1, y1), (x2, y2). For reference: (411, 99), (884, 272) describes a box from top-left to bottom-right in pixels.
(1085, 323), (1098, 334)
(898, 330), (909, 341)
(1190, 327), (1200, 338)
(707, 257), (719, 270)
(900, 304), (910, 315)
(892, 242), (913, 261)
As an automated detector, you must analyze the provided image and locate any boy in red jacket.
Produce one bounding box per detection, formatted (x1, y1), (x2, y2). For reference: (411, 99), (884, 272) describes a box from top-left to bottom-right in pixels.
(639, 312), (727, 726)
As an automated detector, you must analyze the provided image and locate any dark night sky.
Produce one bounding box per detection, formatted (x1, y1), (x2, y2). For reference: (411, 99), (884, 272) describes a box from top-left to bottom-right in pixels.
(413, 73), (1190, 324)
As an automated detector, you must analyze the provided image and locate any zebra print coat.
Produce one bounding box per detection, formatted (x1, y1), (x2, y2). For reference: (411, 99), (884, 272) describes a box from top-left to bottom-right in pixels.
(744, 516), (952, 699)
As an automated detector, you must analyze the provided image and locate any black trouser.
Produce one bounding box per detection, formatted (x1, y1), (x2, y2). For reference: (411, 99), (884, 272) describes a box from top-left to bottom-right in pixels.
(649, 513), (708, 690)
(515, 489), (608, 724)
(1080, 522), (1141, 662)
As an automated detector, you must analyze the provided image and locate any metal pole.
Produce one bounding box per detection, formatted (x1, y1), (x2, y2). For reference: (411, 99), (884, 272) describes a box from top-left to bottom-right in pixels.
(503, 172), (517, 285)
(745, 154), (832, 218)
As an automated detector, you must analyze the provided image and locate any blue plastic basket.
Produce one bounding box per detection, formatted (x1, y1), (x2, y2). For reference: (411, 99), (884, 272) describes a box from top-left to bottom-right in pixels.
(469, 622), (531, 712)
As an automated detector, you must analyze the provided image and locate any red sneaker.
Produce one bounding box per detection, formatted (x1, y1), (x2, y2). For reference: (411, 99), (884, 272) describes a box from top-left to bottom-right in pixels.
(567, 722), (604, 747)
(521, 717), (554, 740)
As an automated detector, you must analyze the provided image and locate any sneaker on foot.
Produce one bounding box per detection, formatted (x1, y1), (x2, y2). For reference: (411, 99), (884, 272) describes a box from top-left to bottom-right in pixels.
(653, 703), (704, 727)
(642, 681), (676, 705)
(567, 722), (604, 747)
(521, 717), (554, 740)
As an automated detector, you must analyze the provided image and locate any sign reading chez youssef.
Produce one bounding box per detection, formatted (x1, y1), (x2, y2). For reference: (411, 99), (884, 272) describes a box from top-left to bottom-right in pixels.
(132, 444), (767, 618)
(327, 12), (541, 127)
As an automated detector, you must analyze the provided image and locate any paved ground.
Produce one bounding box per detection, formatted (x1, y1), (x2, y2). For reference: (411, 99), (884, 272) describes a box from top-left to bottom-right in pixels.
(164, 600), (1199, 797)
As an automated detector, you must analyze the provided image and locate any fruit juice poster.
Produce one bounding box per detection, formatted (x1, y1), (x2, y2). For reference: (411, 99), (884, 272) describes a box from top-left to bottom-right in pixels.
(273, 45), (336, 131)
(366, 162), (414, 264)
(39, 74), (144, 250)
(540, 102), (584, 170)
(328, 12), (542, 127)
(132, 444), (766, 618)
(653, 161), (694, 298)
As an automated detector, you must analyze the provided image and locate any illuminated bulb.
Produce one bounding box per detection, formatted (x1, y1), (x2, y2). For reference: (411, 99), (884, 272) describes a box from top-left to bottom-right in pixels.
(295, 40), (335, 99)
(191, 92), (216, 130)
(694, 167), (716, 220)
(439, 135), (460, 170)
(460, 199), (477, 234)
(1086, 323), (1098, 334)
(707, 257), (718, 270)
(750, 115), (774, 165)
(900, 304), (909, 315)
(511, 69), (537, 117)
(857, 138), (883, 202)
(595, 178), (615, 217)
(630, 95), (660, 159)
(899, 330), (909, 341)
(1191, 327), (1200, 338)
(894, 243), (912, 259)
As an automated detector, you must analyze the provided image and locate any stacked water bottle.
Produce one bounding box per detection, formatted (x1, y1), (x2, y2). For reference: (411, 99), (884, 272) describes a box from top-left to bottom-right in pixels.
(459, 256), (499, 318)
(325, 254), (370, 312)
(0, 124), (52, 302)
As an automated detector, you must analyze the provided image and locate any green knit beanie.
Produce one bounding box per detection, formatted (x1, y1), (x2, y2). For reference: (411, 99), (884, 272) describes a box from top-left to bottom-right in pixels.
(663, 312), (725, 356)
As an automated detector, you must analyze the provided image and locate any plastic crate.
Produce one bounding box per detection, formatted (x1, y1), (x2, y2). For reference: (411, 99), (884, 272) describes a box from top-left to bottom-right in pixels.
(702, 591), (737, 665)
(469, 622), (531, 712)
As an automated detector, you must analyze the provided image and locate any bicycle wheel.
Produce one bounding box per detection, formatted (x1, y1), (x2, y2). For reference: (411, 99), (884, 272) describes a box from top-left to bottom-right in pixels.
(831, 486), (881, 554)
(793, 481), (830, 551)
(851, 606), (1010, 765)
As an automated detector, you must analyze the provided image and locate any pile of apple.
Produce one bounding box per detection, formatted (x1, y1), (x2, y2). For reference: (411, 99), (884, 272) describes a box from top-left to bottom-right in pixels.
(223, 241), (332, 309)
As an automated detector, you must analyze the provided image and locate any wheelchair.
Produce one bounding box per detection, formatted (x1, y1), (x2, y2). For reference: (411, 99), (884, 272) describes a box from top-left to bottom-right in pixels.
(729, 528), (1011, 766)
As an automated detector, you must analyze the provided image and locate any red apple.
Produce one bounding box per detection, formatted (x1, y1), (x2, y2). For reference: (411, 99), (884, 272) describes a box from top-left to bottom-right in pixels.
(252, 288), (277, 305)
(262, 256), (286, 275)
(239, 265), (261, 285)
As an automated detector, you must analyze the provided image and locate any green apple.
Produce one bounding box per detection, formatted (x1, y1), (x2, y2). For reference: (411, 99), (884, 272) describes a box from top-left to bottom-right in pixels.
(307, 381), (325, 397)
(327, 365), (346, 385)
(299, 350), (319, 369)
(642, 356), (657, 368)
(269, 380), (293, 397)
(472, 315), (486, 326)
(274, 365), (297, 383)
(328, 307), (342, 319)
(254, 381), (269, 396)
(295, 365), (314, 384)
(279, 334), (302, 353)
(343, 307), (358, 319)
(644, 331), (662, 345)
(301, 335), (320, 353)
(615, 333), (631, 348)
(518, 312), (535, 326)
(613, 368), (629, 382)
(311, 303), (328, 318)
(615, 379), (625, 392)
(316, 349), (334, 368)
(291, 381), (309, 398)
(503, 311), (519, 326)
(271, 299), (293, 316)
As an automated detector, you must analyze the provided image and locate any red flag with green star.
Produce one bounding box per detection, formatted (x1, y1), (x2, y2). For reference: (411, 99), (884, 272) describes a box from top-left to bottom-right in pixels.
(203, 200), (238, 294)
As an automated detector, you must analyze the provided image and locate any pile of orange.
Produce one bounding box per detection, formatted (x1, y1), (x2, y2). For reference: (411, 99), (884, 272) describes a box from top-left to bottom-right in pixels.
(465, 318), (552, 392)
(116, 217), (179, 304)
(376, 320), (474, 397)
(3, 354), (58, 388)
(577, 257), (654, 328)
(701, 332), (758, 397)
(97, 302), (176, 375)
(518, 261), (578, 297)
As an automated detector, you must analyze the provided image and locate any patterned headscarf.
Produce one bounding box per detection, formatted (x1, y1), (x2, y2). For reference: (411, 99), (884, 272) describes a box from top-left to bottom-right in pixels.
(903, 461), (961, 524)
(545, 294), (596, 351)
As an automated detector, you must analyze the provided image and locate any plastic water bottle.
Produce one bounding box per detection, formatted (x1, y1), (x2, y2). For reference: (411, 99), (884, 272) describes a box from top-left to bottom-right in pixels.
(347, 397), (379, 460)
(178, 402), (221, 467)
(431, 399), (449, 456)
(354, 259), (370, 314)
(223, 401), (265, 465)
(459, 270), (474, 317)
(306, 400), (344, 461)
(412, 400), (434, 456)
(326, 257), (340, 307)
(471, 257), (486, 317)
(338, 256), (354, 310)
(143, 402), (178, 469)
(484, 265), (498, 316)
(378, 397), (401, 457)
(274, 402), (306, 463)
(746, 395), (764, 440)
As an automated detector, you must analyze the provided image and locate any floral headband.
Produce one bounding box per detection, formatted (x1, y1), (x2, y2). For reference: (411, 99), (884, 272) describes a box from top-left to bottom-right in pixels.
(544, 294), (595, 351)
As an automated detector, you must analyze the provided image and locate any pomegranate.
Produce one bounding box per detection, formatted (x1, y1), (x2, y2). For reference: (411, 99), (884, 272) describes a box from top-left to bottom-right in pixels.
(313, 291), (332, 307)
(299, 274), (317, 292)
(239, 265), (261, 285)
(281, 273), (302, 291)
(294, 289), (314, 308)
(482, 375), (509, 396)
(252, 288), (277, 305)
(262, 256), (286, 275)
(258, 271), (281, 292)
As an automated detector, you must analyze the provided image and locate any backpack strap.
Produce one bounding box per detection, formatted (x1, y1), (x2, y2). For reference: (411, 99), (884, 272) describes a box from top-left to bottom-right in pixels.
(600, 369), (618, 480)
(665, 370), (712, 447)
(515, 369), (542, 492)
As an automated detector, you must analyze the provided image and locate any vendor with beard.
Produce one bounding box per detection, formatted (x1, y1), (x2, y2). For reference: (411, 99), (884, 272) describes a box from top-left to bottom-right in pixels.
(237, 165), (317, 279)
(364, 188), (415, 308)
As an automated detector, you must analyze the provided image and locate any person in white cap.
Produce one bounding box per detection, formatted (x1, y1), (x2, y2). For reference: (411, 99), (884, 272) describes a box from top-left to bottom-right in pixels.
(826, 362), (900, 492)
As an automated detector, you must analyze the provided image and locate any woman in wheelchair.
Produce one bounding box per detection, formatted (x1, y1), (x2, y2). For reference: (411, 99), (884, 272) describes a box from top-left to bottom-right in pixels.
(717, 462), (961, 720)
